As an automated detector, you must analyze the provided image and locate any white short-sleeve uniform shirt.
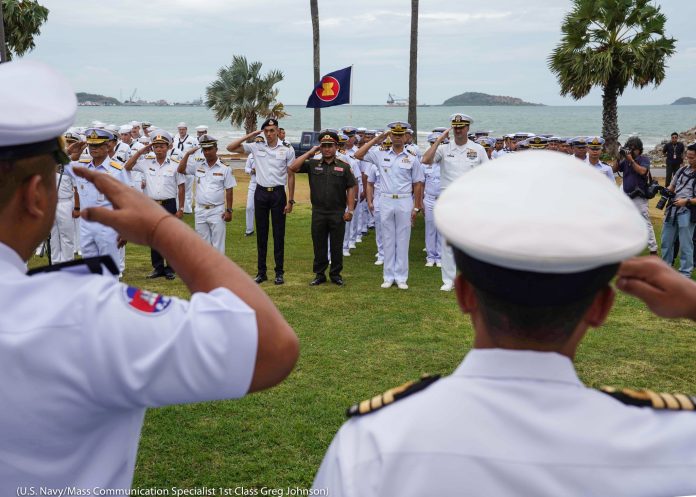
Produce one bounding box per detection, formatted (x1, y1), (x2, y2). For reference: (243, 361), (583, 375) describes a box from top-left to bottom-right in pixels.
(0, 243), (258, 490)
(184, 158), (237, 206)
(433, 139), (489, 189)
(241, 141), (296, 188)
(314, 349), (696, 497)
(362, 147), (425, 195)
(133, 154), (186, 200)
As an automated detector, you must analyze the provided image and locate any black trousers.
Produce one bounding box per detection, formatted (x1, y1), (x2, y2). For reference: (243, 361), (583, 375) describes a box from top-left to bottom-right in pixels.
(665, 163), (681, 189)
(254, 186), (286, 276)
(312, 210), (345, 278)
(151, 198), (177, 273)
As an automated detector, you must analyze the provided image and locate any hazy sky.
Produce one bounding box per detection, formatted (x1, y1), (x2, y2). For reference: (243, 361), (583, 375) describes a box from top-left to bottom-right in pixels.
(23, 0), (695, 106)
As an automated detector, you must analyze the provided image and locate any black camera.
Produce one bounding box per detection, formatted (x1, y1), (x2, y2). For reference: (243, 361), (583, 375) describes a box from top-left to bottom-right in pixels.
(619, 147), (632, 158)
(655, 187), (676, 210)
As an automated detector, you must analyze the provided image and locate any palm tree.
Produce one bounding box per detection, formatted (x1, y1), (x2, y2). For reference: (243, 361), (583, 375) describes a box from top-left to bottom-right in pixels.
(310, 0), (321, 131)
(206, 55), (284, 136)
(407, 0), (418, 142)
(549, 0), (675, 156)
(1, 0), (50, 62)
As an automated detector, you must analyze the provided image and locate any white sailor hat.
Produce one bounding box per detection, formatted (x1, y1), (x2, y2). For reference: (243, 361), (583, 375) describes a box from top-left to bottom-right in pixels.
(63, 131), (81, 143)
(365, 129), (377, 136)
(105, 124), (120, 136)
(91, 120), (106, 129)
(177, 122), (187, 129)
(138, 136), (151, 144)
(341, 126), (357, 136)
(142, 121), (152, 128)
(150, 129), (172, 145)
(406, 128), (414, 135)
(450, 113), (473, 127)
(337, 132), (349, 143)
(119, 124), (133, 134)
(434, 151), (646, 306)
(356, 127), (367, 133)
(195, 125), (208, 132)
(387, 121), (410, 135)
(432, 127), (448, 133)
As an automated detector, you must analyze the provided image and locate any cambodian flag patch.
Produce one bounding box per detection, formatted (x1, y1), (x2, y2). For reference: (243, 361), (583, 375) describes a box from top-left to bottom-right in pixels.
(123, 286), (172, 315)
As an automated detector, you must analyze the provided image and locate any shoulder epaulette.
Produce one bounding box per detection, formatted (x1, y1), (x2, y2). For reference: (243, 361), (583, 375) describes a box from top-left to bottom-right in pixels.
(145, 153), (156, 159)
(600, 386), (696, 411)
(346, 374), (440, 418)
(282, 141), (291, 147)
(109, 160), (123, 170)
(27, 255), (119, 277)
(170, 156), (180, 163)
(406, 148), (416, 156)
(78, 158), (91, 163)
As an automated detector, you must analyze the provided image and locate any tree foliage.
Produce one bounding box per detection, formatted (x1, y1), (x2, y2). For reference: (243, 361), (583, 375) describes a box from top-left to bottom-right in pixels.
(2, 0), (49, 60)
(205, 55), (284, 135)
(548, 0), (676, 153)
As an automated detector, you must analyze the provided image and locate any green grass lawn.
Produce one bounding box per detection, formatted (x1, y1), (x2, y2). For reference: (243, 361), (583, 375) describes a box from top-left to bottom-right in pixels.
(31, 174), (696, 488)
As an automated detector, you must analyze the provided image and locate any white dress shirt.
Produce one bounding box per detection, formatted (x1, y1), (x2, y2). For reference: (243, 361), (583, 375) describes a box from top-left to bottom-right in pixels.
(241, 140), (296, 188)
(362, 147), (425, 195)
(432, 139), (489, 189)
(0, 242), (258, 491)
(314, 348), (696, 497)
(133, 155), (186, 200)
(184, 157), (237, 206)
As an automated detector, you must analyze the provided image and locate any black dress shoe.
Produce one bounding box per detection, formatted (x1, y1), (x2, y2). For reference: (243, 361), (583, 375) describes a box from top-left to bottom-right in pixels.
(146, 269), (165, 279)
(310, 275), (327, 286)
(164, 272), (176, 280)
(245, 231), (254, 237)
(330, 277), (344, 286)
(254, 274), (268, 284)
(274, 275), (285, 285)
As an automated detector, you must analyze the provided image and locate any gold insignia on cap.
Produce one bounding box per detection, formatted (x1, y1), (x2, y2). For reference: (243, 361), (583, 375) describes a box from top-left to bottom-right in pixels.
(322, 134), (331, 141)
(89, 131), (99, 139)
(534, 137), (541, 143)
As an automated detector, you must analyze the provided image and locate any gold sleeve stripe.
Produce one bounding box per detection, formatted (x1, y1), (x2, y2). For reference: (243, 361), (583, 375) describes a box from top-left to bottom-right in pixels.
(674, 394), (695, 410)
(645, 390), (666, 409)
(659, 392), (680, 410)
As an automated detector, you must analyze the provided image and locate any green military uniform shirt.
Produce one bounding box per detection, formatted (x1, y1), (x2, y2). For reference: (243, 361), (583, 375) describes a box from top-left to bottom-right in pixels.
(298, 157), (357, 212)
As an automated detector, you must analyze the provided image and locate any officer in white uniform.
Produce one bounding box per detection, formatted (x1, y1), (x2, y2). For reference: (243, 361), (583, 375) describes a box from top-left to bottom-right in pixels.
(586, 136), (616, 182)
(173, 122), (198, 214)
(0, 60), (299, 493)
(178, 135), (236, 254)
(356, 122), (425, 289)
(244, 135), (264, 237)
(66, 128), (130, 272)
(423, 132), (442, 267)
(125, 130), (185, 279)
(50, 163), (76, 263)
(422, 113), (489, 291)
(313, 151), (696, 497)
(226, 119), (297, 285)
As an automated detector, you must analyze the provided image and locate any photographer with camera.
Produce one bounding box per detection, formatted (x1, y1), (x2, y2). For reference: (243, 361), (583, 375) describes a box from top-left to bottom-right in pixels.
(612, 136), (658, 255)
(659, 143), (696, 277)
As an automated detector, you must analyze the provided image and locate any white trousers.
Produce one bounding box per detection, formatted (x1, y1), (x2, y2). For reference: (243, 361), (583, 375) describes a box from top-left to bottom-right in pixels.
(359, 200), (369, 233)
(381, 195), (413, 283)
(631, 196), (658, 252)
(80, 221), (119, 273)
(440, 239), (456, 286)
(195, 205), (227, 254)
(424, 194), (441, 262)
(50, 199), (75, 263)
(246, 183), (256, 234)
(184, 175), (194, 213)
(73, 217), (81, 255)
(374, 204), (383, 261)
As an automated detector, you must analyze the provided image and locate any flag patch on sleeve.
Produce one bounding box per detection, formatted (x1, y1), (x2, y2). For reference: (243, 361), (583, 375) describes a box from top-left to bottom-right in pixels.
(123, 286), (172, 315)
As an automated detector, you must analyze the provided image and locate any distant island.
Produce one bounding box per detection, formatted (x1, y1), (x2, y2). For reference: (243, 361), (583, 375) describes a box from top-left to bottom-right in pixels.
(76, 92), (203, 107)
(77, 92), (121, 106)
(671, 97), (696, 105)
(442, 92), (544, 106)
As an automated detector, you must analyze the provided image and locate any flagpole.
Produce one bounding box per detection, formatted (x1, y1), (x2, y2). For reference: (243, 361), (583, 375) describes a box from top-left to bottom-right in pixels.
(349, 64), (354, 125)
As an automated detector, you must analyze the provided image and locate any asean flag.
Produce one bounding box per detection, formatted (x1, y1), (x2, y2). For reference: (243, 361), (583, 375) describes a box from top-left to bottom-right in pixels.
(306, 66), (352, 108)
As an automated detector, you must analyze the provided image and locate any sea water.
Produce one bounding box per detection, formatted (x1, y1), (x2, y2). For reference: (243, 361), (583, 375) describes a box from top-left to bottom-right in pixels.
(76, 104), (696, 150)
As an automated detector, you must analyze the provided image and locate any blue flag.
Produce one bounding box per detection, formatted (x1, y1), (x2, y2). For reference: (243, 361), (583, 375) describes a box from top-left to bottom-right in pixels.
(306, 66), (352, 108)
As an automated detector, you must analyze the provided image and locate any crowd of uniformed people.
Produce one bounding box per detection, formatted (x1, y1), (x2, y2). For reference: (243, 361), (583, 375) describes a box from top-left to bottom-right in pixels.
(5, 60), (696, 495)
(48, 110), (641, 288)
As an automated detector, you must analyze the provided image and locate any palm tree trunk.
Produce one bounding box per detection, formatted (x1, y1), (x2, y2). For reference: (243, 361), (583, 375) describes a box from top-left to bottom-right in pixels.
(0, 1), (7, 63)
(311, 0), (321, 131)
(407, 0), (418, 142)
(244, 113), (257, 137)
(602, 81), (620, 157)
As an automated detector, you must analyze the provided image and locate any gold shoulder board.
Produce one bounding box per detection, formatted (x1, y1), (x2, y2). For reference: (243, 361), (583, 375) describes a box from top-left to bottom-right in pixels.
(600, 386), (696, 411)
(346, 374), (440, 418)
(109, 160), (124, 170)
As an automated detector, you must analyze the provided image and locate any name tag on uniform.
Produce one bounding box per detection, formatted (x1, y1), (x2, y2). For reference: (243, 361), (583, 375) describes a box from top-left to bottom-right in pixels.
(164, 171), (174, 177)
(213, 172), (223, 176)
(383, 158), (391, 162)
(446, 154), (455, 158)
(401, 158), (410, 163)
(277, 150), (287, 159)
(148, 168), (156, 176)
(196, 169), (206, 174)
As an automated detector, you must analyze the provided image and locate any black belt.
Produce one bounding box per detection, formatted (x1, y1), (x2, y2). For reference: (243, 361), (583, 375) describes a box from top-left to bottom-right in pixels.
(258, 185), (284, 192)
(154, 198), (175, 205)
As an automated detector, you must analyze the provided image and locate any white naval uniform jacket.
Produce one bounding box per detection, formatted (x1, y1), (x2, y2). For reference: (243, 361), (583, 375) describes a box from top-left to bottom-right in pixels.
(432, 139), (489, 189)
(0, 243), (258, 490)
(314, 348), (696, 497)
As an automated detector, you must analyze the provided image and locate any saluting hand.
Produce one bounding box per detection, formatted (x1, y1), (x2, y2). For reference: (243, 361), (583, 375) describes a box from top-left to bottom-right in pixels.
(616, 256), (696, 321)
(67, 141), (87, 158)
